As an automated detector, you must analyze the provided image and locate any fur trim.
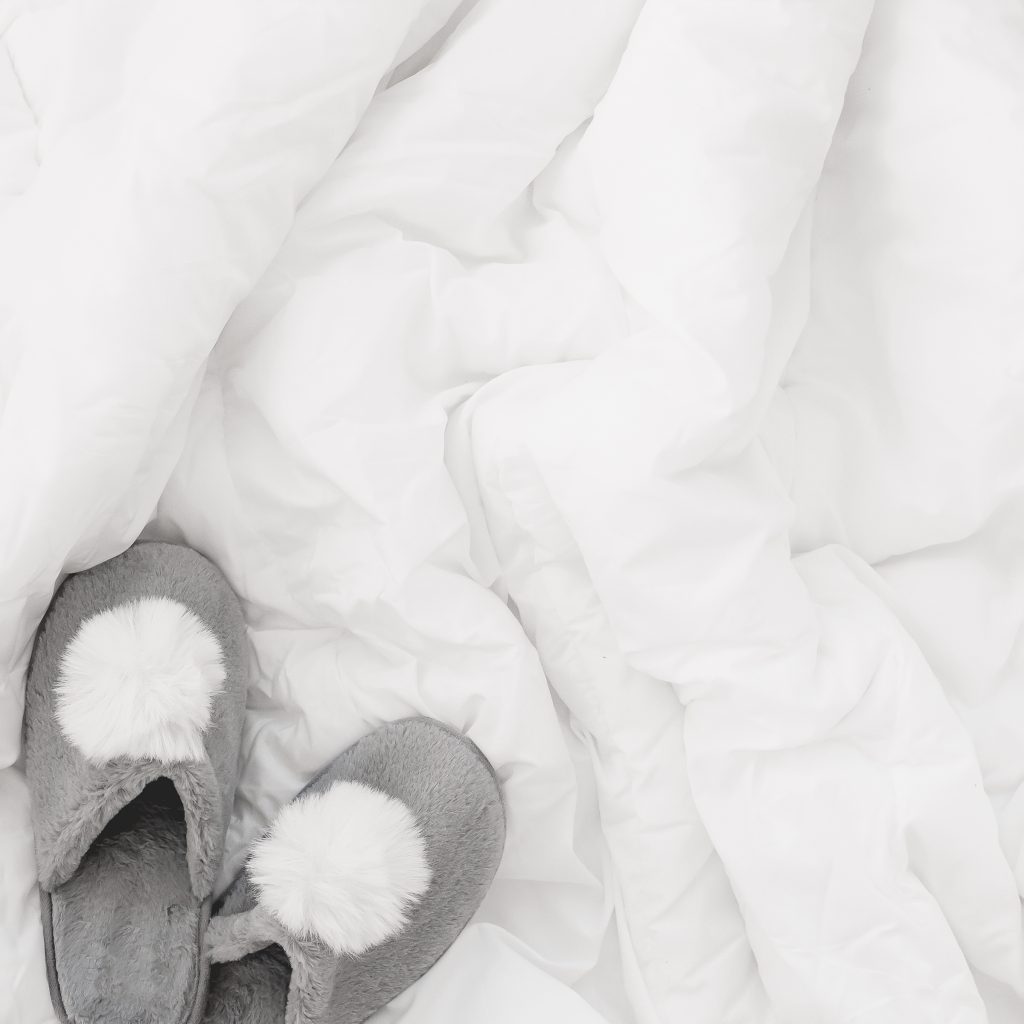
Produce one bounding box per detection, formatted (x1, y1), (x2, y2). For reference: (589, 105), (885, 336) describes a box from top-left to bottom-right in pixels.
(36, 738), (225, 898)
(249, 781), (431, 956)
(55, 598), (225, 764)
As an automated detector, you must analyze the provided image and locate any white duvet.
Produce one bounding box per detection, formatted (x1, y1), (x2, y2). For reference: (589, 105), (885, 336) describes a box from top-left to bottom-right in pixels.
(3, 1), (1024, 1022)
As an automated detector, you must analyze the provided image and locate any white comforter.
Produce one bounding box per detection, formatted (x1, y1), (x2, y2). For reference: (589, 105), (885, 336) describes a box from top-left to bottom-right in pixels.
(3, 2), (1024, 1022)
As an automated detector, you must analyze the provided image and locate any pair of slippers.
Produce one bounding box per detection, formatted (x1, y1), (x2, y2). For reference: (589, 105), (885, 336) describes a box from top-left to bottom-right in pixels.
(23, 542), (506, 1024)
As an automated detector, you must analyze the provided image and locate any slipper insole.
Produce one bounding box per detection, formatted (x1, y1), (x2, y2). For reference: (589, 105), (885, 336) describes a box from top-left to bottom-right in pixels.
(49, 778), (203, 1024)
(205, 946), (291, 1024)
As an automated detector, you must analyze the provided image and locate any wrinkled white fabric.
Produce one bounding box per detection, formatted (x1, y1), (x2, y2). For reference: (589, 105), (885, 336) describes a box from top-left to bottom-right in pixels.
(3, 2), (1024, 1023)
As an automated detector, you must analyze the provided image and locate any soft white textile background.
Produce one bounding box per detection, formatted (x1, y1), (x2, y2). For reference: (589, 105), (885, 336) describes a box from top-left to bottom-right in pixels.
(2, 2), (1024, 1022)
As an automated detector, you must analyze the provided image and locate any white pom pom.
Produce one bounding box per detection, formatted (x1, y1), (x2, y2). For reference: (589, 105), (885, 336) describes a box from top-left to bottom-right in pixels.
(249, 781), (431, 956)
(55, 597), (225, 763)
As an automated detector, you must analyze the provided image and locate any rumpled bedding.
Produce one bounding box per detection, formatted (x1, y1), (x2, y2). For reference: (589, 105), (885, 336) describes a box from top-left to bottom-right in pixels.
(3, 2), (1024, 1022)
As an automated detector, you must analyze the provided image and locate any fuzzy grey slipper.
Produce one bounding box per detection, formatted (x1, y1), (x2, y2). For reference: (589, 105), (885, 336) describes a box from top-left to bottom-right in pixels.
(24, 541), (249, 1024)
(203, 718), (505, 1024)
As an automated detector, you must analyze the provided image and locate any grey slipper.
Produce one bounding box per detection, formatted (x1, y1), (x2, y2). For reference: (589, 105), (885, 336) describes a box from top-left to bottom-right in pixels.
(23, 541), (249, 1024)
(203, 718), (506, 1024)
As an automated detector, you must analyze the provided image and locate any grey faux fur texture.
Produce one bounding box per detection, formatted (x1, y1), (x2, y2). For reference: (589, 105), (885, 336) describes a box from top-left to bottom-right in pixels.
(47, 779), (206, 1024)
(203, 718), (506, 1024)
(24, 541), (249, 1024)
(203, 944), (290, 1024)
